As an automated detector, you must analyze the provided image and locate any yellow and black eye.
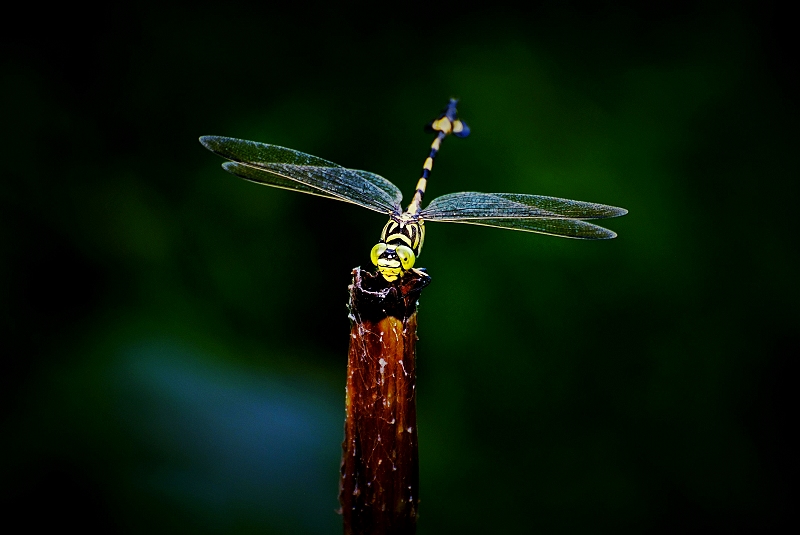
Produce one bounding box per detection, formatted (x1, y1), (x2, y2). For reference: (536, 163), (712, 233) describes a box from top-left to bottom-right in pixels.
(370, 243), (387, 266)
(396, 245), (416, 270)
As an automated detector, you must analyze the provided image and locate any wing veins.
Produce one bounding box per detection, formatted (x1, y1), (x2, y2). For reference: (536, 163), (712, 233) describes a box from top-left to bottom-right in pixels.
(441, 218), (618, 239)
(225, 161), (397, 214)
(421, 192), (628, 221)
(222, 162), (359, 204)
(201, 135), (402, 214)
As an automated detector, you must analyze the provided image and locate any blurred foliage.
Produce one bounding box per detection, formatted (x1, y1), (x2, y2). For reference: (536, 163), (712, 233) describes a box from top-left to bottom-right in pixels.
(1, 1), (795, 533)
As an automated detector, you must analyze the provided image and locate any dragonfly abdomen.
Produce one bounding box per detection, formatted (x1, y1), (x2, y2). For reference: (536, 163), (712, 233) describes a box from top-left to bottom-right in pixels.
(405, 99), (470, 216)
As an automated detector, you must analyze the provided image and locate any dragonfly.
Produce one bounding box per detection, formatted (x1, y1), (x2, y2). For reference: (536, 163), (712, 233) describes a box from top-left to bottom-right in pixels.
(200, 99), (627, 282)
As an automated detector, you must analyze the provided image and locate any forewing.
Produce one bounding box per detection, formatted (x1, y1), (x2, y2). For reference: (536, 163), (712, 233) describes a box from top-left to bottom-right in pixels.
(421, 192), (627, 220)
(444, 218), (619, 239)
(221, 162), (342, 201)
(421, 192), (626, 239)
(200, 136), (403, 214)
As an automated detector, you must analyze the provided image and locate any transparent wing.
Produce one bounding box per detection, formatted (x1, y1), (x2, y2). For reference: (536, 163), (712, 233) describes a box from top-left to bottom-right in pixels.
(422, 192), (627, 219)
(441, 218), (619, 239)
(420, 192), (627, 239)
(200, 136), (403, 214)
(220, 161), (343, 202)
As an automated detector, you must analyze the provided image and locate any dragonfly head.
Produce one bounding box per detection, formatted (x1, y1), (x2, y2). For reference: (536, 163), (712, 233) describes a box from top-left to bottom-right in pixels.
(370, 243), (415, 282)
(370, 215), (425, 282)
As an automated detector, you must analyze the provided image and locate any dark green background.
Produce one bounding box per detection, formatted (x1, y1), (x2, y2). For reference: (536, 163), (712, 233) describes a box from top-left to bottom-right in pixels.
(2, 2), (795, 533)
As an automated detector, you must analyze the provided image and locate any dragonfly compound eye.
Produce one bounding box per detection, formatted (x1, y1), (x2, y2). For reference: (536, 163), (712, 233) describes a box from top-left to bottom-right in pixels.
(396, 245), (416, 270)
(370, 243), (387, 266)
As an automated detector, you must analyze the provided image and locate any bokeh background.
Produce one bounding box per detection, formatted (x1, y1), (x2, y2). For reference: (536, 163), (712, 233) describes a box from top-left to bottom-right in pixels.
(2, 2), (795, 533)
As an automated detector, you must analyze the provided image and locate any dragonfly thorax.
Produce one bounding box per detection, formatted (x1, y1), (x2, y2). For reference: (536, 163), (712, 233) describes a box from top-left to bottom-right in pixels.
(370, 214), (426, 282)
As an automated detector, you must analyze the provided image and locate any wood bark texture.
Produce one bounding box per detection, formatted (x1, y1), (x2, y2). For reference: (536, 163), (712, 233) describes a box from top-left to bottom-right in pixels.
(340, 267), (431, 535)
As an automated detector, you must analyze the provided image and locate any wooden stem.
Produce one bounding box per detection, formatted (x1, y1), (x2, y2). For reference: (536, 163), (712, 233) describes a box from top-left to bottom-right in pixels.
(339, 267), (431, 535)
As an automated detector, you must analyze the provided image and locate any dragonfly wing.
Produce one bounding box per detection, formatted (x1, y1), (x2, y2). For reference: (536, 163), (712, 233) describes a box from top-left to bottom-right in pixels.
(200, 136), (403, 214)
(420, 192), (626, 239)
(221, 162), (342, 201)
(443, 218), (619, 239)
(349, 169), (404, 209)
(422, 192), (627, 219)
